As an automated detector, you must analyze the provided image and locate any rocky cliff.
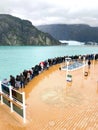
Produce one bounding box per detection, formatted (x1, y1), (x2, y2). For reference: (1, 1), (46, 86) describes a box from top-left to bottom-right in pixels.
(37, 24), (98, 43)
(0, 14), (60, 46)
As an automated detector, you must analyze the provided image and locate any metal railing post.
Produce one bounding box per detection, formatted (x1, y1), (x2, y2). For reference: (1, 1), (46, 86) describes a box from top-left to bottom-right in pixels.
(22, 92), (26, 123)
(9, 86), (13, 112)
(0, 81), (3, 104)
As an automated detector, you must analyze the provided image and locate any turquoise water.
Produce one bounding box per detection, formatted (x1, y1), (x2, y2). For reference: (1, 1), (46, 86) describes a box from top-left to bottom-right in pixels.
(0, 45), (98, 80)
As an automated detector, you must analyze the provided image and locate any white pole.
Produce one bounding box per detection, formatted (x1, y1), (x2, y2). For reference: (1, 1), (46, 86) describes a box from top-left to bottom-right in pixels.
(66, 61), (69, 80)
(9, 86), (13, 112)
(0, 81), (3, 104)
(22, 92), (26, 123)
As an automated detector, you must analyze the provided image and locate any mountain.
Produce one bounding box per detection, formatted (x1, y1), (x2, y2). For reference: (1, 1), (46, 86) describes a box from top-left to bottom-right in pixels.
(37, 24), (98, 43)
(0, 14), (60, 46)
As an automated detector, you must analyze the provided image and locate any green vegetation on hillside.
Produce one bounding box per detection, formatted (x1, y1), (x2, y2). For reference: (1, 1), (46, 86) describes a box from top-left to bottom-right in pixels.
(0, 14), (60, 46)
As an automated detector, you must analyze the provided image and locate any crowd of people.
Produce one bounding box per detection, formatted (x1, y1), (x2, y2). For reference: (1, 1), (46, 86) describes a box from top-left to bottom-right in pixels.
(2, 53), (98, 89)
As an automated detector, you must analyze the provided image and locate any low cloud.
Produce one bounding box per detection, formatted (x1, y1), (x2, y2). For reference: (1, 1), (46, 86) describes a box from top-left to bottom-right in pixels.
(0, 0), (98, 26)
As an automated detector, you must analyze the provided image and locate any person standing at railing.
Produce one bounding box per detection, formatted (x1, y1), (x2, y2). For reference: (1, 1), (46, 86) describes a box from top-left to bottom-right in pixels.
(88, 60), (91, 69)
(20, 73), (25, 88)
(9, 75), (15, 88)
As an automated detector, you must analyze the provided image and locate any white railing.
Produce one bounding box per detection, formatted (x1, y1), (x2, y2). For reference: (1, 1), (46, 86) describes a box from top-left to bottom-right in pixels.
(0, 81), (26, 123)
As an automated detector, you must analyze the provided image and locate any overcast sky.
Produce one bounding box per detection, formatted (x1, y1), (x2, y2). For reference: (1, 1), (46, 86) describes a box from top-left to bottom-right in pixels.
(0, 0), (98, 26)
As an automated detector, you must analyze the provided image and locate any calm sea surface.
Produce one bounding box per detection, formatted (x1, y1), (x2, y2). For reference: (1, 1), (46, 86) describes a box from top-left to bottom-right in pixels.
(0, 45), (98, 80)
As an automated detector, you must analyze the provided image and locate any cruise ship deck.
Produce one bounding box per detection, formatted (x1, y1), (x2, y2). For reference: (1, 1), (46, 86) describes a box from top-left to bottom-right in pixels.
(0, 60), (98, 130)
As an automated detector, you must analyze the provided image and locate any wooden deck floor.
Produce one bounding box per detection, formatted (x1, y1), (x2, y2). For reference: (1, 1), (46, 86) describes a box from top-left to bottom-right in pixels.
(0, 60), (98, 130)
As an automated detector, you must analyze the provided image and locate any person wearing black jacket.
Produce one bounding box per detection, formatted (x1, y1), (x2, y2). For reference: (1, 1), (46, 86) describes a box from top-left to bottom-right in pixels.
(9, 75), (15, 88)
